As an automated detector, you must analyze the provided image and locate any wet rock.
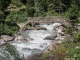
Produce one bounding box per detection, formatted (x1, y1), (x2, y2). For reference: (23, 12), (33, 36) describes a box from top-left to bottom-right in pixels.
(54, 25), (65, 36)
(14, 35), (26, 41)
(44, 42), (54, 53)
(27, 38), (34, 41)
(1, 35), (13, 42)
(36, 26), (47, 30)
(30, 26), (47, 30)
(55, 25), (65, 32)
(55, 35), (65, 42)
(43, 40), (58, 53)
(44, 34), (57, 40)
(0, 39), (6, 45)
(58, 32), (64, 36)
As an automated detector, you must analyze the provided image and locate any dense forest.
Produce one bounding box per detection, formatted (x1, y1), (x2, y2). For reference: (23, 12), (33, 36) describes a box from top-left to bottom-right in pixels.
(0, 0), (80, 35)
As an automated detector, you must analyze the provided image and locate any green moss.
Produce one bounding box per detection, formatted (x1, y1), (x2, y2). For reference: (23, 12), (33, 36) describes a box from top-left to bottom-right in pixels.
(39, 53), (49, 60)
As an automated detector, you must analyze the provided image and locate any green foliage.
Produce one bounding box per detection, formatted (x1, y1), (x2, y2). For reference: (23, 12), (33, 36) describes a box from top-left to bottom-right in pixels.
(0, 11), (4, 16)
(26, 7), (36, 17)
(5, 43), (21, 60)
(11, 0), (23, 7)
(34, 0), (46, 17)
(0, 0), (11, 11)
(39, 53), (49, 60)
(0, 43), (22, 60)
(46, 11), (58, 16)
(61, 41), (80, 59)
(66, 0), (79, 26)
(0, 0), (11, 21)
(34, 11), (46, 17)
(65, 26), (73, 35)
(0, 22), (4, 35)
(24, 24), (31, 29)
(26, 0), (34, 7)
(0, 22), (18, 35)
(39, 50), (54, 60)
(6, 10), (27, 23)
(73, 32), (80, 43)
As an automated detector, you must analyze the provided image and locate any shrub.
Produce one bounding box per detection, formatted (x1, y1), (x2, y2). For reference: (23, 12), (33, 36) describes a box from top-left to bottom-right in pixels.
(73, 32), (80, 43)
(39, 53), (49, 60)
(0, 22), (19, 36)
(5, 43), (21, 60)
(5, 10), (27, 23)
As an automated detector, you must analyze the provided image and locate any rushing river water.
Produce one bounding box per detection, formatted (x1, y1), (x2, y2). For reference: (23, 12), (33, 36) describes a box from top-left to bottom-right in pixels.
(0, 23), (61, 59)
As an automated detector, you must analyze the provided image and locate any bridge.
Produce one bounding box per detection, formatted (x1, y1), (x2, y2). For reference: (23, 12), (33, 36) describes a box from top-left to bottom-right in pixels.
(27, 16), (69, 27)
(18, 16), (69, 31)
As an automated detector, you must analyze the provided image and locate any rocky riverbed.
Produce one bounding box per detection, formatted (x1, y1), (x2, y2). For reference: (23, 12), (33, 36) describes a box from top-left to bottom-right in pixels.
(0, 23), (66, 59)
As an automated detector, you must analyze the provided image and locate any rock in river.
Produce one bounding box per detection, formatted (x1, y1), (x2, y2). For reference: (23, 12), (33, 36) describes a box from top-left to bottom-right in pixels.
(0, 39), (6, 45)
(1, 35), (13, 42)
(30, 26), (47, 30)
(14, 35), (26, 41)
(44, 34), (57, 40)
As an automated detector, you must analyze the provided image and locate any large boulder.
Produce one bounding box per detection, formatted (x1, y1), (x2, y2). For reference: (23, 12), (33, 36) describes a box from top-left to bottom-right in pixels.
(44, 34), (57, 40)
(1, 35), (13, 42)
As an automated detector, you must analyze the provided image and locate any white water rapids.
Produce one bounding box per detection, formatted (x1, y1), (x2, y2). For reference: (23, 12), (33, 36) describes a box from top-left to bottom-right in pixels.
(10, 23), (61, 58)
(0, 23), (61, 59)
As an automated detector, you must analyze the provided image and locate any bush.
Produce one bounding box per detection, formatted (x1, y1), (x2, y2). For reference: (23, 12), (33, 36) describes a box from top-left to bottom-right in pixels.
(5, 43), (21, 60)
(39, 53), (49, 60)
(0, 43), (22, 60)
(66, 3), (79, 27)
(26, 7), (36, 17)
(34, 11), (46, 17)
(59, 41), (80, 60)
(0, 22), (19, 36)
(46, 11), (58, 16)
(73, 32), (80, 43)
(5, 10), (27, 23)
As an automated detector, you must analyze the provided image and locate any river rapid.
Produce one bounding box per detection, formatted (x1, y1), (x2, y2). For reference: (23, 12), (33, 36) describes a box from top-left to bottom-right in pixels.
(0, 23), (61, 59)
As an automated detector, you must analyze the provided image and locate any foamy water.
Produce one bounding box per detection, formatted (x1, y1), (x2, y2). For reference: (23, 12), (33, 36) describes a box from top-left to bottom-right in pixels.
(10, 23), (61, 58)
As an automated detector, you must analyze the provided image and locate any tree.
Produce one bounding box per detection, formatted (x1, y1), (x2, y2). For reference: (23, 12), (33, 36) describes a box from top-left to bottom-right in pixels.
(34, 0), (46, 16)
(0, 0), (11, 21)
(66, 0), (79, 36)
(66, 1), (79, 27)
(5, 10), (27, 23)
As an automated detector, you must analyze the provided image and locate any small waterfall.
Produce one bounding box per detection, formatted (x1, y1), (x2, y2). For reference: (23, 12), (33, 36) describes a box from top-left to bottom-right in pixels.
(40, 23), (61, 31)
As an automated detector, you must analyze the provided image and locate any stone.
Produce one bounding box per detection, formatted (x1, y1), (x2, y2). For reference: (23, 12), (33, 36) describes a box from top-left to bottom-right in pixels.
(14, 35), (26, 41)
(0, 39), (6, 45)
(55, 36), (65, 41)
(54, 25), (65, 36)
(30, 26), (47, 30)
(54, 25), (65, 32)
(27, 38), (34, 41)
(37, 26), (47, 30)
(1, 35), (13, 42)
(44, 41), (57, 53)
(58, 25), (65, 32)
(44, 34), (57, 40)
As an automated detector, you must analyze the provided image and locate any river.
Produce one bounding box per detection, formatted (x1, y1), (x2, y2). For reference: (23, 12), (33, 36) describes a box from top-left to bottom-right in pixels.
(0, 23), (61, 59)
